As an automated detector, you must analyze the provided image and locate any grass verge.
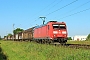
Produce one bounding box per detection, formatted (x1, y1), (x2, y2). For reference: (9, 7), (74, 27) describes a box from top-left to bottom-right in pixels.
(0, 40), (90, 60)
(67, 40), (90, 45)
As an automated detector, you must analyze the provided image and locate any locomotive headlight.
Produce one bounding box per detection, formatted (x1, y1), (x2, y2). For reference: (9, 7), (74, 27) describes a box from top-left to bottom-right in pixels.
(50, 38), (52, 39)
(53, 31), (58, 34)
(54, 35), (56, 36)
(62, 31), (66, 34)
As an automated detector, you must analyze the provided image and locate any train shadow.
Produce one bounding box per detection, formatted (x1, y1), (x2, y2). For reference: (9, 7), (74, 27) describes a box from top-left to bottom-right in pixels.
(0, 44), (7, 60)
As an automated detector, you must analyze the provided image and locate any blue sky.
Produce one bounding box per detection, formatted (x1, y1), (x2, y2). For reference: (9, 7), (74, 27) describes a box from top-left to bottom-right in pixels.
(0, 0), (90, 38)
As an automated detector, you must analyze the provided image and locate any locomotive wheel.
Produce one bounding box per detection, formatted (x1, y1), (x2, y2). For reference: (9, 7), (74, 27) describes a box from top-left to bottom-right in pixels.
(42, 39), (46, 44)
(48, 39), (53, 44)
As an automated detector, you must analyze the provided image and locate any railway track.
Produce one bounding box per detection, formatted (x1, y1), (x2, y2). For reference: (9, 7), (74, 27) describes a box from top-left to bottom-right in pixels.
(53, 43), (90, 49)
(51, 42), (90, 49)
(19, 41), (90, 49)
(66, 44), (90, 49)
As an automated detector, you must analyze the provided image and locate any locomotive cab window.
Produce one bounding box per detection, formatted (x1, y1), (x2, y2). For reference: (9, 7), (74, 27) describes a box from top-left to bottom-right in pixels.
(60, 25), (66, 29)
(53, 25), (59, 29)
(53, 24), (66, 29)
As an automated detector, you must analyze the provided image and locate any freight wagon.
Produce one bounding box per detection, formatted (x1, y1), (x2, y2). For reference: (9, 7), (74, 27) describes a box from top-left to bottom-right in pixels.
(14, 32), (22, 41)
(7, 35), (13, 40)
(14, 27), (34, 41)
(22, 28), (34, 41)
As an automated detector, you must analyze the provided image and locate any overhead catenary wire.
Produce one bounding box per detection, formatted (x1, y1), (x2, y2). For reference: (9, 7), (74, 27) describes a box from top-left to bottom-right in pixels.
(29, 0), (57, 26)
(31, 0), (57, 17)
(32, 0), (78, 24)
(49, 0), (63, 10)
(61, 0), (90, 15)
(45, 0), (78, 16)
(54, 0), (90, 19)
(29, 0), (89, 27)
(44, 0), (63, 13)
(58, 8), (90, 20)
(40, 0), (57, 12)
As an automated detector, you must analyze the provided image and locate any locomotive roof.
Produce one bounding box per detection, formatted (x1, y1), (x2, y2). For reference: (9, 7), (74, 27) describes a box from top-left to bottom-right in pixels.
(35, 21), (66, 29)
(35, 24), (46, 29)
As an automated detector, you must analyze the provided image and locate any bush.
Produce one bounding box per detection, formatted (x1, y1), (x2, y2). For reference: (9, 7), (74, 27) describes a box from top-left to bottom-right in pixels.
(0, 36), (2, 40)
(68, 37), (72, 40)
(86, 34), (90, 41)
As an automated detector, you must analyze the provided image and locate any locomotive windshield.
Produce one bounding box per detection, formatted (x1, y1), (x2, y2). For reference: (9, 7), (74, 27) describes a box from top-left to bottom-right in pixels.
(53, 24), (66, 29)
(60, 25), (66, 29)
(53, 25), (59, 29)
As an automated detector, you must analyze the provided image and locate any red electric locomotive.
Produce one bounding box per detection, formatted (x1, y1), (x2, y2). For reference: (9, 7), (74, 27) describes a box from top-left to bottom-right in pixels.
(33, 21), (68, 44)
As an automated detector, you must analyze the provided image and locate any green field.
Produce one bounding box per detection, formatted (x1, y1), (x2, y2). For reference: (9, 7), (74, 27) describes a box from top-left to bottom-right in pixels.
(0, 40), (90, 60)
(67, 40), (90, 45)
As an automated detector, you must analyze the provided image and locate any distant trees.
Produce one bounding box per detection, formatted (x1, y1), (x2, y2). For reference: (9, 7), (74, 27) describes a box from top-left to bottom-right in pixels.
(13, 28), (24, 34)
(68, 37), (72, 40)
(7, 33), (12, 36)
(86, 34), (90, 41)
(0, 36), (1, 40)
(4, 36), (6, 38)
